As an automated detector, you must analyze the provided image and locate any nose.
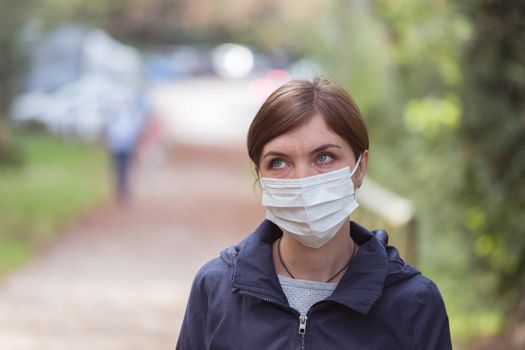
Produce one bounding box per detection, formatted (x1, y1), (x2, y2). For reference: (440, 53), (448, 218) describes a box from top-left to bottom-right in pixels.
(292, 163), (316, 179)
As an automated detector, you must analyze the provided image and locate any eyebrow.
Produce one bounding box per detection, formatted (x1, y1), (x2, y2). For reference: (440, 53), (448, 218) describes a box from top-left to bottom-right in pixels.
(262, 144), (342, 159)
(310, 144), (342, 154)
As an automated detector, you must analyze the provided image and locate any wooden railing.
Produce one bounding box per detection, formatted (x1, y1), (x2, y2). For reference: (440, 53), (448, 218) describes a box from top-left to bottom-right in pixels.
(355, 178), (417, 264)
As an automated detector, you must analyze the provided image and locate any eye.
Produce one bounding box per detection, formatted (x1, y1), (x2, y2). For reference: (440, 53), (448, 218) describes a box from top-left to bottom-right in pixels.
(270, 159), (287, 169)
(317, 153), (334, 164)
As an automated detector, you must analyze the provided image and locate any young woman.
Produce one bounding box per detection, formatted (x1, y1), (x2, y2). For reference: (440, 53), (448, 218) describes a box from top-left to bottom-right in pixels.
(176, 78), (452, 349)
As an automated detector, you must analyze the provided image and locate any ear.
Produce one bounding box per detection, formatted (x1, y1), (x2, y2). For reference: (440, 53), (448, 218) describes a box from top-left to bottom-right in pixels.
(356, 150), (369, 188)
(251, 163), (263, 191)
(251, 162), (260, 180)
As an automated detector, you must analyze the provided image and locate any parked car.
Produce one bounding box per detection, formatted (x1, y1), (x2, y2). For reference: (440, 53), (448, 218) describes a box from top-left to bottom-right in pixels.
(11, 24), (144, 141)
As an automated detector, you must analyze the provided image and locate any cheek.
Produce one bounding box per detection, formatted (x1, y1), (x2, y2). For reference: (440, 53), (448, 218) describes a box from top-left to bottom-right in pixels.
(258, 167), (276, 178)
(256, 161), (268, 177)
(256, 165), (273, 179)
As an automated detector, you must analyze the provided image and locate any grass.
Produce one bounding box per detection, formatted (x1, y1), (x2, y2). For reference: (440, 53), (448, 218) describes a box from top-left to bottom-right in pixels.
(0, 130), (109, 275)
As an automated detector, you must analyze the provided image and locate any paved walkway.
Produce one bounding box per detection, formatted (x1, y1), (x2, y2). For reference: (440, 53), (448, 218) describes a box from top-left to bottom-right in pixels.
(0, 142), (263, 349)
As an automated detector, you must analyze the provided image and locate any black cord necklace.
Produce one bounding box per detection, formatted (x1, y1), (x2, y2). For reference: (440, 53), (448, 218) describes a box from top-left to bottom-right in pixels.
(277, 237), (357, 283)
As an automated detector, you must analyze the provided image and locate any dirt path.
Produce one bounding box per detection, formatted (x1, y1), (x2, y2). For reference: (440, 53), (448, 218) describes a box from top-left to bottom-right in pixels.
(0, 142), (264, 349)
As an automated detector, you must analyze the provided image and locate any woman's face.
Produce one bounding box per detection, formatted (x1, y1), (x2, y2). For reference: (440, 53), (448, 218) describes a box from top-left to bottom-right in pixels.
(258, 114), (367, 181)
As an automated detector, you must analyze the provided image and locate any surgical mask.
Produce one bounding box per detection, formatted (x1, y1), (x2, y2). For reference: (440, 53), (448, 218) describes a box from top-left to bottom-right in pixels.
(260, 154), (362, 248)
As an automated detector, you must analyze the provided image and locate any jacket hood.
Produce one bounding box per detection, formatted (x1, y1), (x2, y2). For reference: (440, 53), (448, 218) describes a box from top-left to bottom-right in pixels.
(220, 220), (420, 314)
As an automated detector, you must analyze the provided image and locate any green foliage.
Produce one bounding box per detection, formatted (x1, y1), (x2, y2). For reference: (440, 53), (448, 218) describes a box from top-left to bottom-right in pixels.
(0, 130), (109, 275)
(0, 0), (34, 114)
(0, 124), (24, 167)
(403, 95), (460, 138)
(377, 0), (470, 91)
(33, 0), (128, 29)
(0, 237), (31, 275)
(460, 0), (525, 309)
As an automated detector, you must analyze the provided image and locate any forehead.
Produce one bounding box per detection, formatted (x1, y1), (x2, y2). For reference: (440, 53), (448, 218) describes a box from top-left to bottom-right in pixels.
(261, 114), (353, 155)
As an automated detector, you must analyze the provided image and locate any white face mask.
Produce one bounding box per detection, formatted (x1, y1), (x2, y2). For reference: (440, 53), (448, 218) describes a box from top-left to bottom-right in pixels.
(260, 154), (362, 248)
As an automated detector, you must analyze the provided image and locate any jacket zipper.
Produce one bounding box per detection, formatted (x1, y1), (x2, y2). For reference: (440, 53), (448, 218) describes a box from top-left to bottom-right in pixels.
(298, 314), (307, 334)
(298, 314), (308, 350)
(236, 289), (294, 310)
(298, 304), (326, 350)
(235, 289), (308, 349)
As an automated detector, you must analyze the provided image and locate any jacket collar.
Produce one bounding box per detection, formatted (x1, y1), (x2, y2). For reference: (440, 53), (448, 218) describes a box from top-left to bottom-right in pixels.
(231, 220), (389, 315)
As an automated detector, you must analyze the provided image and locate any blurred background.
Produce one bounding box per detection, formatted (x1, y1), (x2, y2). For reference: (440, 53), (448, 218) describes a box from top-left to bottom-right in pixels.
(0, 0), (524, 349)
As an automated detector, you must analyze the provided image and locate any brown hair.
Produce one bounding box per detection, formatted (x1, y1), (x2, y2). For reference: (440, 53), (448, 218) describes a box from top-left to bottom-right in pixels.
(247, 77), (369, 168)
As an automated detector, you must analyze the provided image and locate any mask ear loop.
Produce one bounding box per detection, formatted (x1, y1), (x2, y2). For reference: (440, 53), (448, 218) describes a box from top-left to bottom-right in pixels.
(350, 152), (364, 189)
(251, 163), (264, 192)
(257, 172), (265, 190)
(350, 153), (363, 177)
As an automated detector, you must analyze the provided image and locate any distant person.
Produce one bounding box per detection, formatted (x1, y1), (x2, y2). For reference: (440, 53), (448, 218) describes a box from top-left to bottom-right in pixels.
(176, 78), (452, 349)
(104, 91), (148, 205)
(136, 111), (168, 169)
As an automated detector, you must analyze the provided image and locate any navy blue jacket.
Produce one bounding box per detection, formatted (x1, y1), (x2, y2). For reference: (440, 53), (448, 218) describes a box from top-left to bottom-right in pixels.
(176, 220), (452, 349)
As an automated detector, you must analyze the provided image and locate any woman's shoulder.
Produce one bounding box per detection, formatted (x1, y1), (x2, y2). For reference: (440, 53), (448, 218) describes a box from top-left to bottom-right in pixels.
(192, 244), (239, 285)
(397, 271), (443, 302)
(381, 243), (446, 305)
(383, 259), (446, 312)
